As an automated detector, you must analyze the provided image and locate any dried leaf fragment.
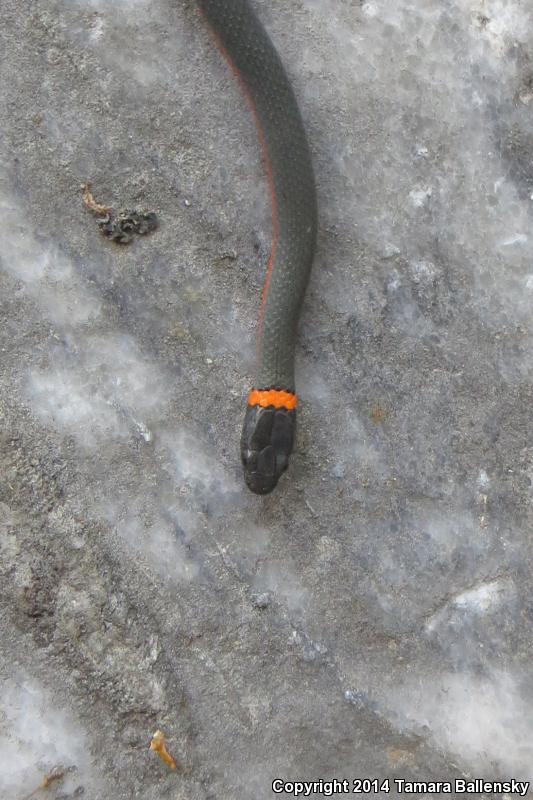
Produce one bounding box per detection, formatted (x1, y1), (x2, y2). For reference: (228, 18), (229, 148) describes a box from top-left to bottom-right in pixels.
(20, 766), (66, 800)
(81, 182), (158, 244)
(81, 182), (112, 216)
(149, 729), (177, 770)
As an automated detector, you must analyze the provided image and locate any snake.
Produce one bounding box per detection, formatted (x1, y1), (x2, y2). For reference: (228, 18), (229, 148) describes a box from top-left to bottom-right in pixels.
(197, 0), (318, 494)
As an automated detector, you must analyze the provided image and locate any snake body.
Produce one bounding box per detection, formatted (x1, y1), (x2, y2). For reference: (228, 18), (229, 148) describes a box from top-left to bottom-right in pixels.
(197, 0), (318, 493)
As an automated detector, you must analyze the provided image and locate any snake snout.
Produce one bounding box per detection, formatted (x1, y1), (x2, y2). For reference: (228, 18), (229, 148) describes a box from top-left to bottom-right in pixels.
(240, 404), (296, 494)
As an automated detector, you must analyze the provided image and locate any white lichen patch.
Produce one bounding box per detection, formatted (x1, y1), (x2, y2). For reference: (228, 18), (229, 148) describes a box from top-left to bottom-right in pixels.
(0, 680), (97, 798)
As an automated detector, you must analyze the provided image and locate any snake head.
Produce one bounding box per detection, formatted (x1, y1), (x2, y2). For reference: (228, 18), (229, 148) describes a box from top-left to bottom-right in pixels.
(240, 404), (297, 494)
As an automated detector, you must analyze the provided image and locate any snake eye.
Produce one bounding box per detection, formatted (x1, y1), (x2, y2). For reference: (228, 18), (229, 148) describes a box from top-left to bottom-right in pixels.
(240, 405), (296, 494)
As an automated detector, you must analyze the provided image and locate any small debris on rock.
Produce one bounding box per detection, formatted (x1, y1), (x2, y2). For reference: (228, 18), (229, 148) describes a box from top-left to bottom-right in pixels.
(21, 765), (69, 800)
(82, 182), (158, 244)
(149, 729), (177, 770)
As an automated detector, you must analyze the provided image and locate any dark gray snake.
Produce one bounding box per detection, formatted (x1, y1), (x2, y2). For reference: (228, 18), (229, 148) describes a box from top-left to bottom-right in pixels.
(197, 0), (318, 494)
